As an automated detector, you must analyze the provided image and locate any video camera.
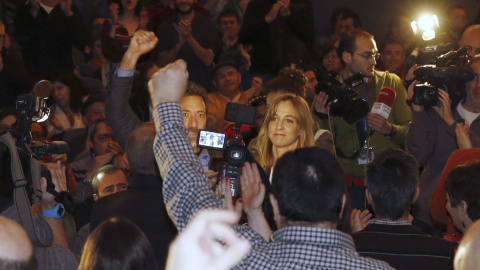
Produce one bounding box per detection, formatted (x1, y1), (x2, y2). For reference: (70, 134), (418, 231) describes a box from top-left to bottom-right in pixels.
(197, 103), (256, 197)
(315, 72), (370, 124)
(412, 48), (475, 107)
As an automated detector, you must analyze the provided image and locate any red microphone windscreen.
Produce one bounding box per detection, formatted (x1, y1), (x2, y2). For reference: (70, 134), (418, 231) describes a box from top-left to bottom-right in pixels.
(377, 87), (396, 106)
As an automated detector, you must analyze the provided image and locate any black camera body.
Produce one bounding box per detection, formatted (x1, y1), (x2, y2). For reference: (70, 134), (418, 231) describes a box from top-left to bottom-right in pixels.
(316, 72), (369, 124)
(412, 48), (475, 107)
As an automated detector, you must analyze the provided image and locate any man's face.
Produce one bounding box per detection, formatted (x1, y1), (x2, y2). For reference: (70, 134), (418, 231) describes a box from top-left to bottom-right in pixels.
(213, 66), (241, 96)
(381, 43), (405, 70)
(459, 27), (480, 57)
(465, 60), (480, 108)
(339, 17), (354, 36)
(344, 37), (378, 78)
(446, 194), (465, 233)
(180, 95), (206, 148)
(254, 104), (267, 131)
(449, 8), (468, 32)
(304, 70), (318, 103)
(92, 122), (114, 155)
(83, 102), (105, 127)
(219, 15), (240, 36)
(175, 0), (196, 15)
(93, 170), (128, 201)
(53, 82), (70, 108)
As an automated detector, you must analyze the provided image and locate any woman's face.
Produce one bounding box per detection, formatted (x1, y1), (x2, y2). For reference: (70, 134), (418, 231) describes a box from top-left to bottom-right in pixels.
(122, 0), (138, 10)
(446, 194), (467, 233)
(53, 82), (71, 109)
(323, 49), (343, 73)
(268, 100), (301, 150)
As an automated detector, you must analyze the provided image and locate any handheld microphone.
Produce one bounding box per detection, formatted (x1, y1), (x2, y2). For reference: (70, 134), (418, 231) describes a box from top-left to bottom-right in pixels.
(368, 87), (396, 136)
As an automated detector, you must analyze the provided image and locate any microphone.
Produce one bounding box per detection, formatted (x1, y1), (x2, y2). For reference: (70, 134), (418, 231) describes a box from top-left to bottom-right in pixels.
(33, 80), (53, 98)
(368, 87), (396, 136)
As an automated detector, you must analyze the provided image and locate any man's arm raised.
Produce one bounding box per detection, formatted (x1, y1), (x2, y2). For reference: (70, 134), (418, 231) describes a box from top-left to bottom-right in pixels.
(149, 60), (223, 230)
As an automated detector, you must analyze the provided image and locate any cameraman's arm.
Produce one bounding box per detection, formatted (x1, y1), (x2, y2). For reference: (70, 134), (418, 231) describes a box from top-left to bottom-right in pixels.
(40, 162), (70, 250)
(150, 60), (224, 231)
(313, 92), (332, 130)
(388, 75), (412, 146)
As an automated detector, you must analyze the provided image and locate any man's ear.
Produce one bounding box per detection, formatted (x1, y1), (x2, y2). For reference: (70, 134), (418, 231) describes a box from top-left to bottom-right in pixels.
(342, 51), (352, 64)
(413, 186), (420, 204)
(93, 194), (99, 201)
(270, 194), (281, 228)
(123, 153), (129, 168)
(339, 193), (347, 219)
(86, 137), (94, 151)
(365, 188), (373, 205)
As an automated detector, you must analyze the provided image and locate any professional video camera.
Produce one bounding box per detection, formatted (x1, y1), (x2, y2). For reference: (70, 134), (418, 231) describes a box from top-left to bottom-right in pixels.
(197, 103), (256, 197)
(0, 80), (69, 247)
(412, 48), (475, 107)
(315, 72), (369, 124)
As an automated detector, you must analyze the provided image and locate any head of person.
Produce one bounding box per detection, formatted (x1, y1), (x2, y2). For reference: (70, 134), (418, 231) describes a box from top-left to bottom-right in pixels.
(0, 107), (16, 129)
(303, 69), (319, 104)
(339, 29), (378, 78)
(41, 0), (59, 7)
(50, 70), (85, 113)
(81, 94), (106, 127)
(365, 149), (419, 220)
(92, 165), (128, 201)
(87, 119), (115, 156)
(338, 11), (361, 36)
(270, 147), (345, 228)
(175, 0), (197, 15)
(455, 219), (480, 270)
(459, 25), (480, 57)
(218, 10), (240, 36)
(79, 217), (158, 270)
(330, 7), (352, 36)
(321, 46), (344, 74)
(212, 62), (241, 99)
(109, 0), (141, 16)
(464, 58), (480, 109)
(385, 14), (412, 42)
(446, 5), (468, 34)
(257, 94), (315, 172)
(181, 81), (208, 151)
(0, 216), (36, 270)
(264, 65), (308, 106)
(445, 160), (480, 233)
(380, 40), (405, 72)
(125, 122), (160, 176)
(247, 96), (267, 132)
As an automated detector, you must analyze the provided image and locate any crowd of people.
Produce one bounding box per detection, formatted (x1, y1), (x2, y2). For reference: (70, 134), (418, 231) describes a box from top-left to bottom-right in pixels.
(2, 0), (480, 269)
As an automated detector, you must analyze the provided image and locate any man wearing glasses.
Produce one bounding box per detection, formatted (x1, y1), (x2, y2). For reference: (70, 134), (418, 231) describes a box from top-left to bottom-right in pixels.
(315, 29), (411, 210)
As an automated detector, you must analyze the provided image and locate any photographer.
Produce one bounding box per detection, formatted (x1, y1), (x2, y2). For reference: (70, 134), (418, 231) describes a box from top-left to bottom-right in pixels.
(0, 161), (78, 270)
(405, 58), (480, 234)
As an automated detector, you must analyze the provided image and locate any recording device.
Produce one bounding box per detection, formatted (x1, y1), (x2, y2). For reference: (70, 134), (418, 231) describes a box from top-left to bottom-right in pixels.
(316, 72), (369, 124)
(1, 80), (69, 201)
(369, 87), (397, 136)
(412, 48), (475, 107)
(197, 103), (256, 197)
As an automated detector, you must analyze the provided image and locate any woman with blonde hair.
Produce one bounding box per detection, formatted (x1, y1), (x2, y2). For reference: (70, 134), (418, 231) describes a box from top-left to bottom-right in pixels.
(257, 93), (316, 173)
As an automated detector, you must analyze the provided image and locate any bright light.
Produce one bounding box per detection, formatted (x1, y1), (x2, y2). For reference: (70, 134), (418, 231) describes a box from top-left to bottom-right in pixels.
(422, 29), (436, 41)
(411, 21), (418, 35)
(418, 15), (435, 31)
(411, 14), (440, 41)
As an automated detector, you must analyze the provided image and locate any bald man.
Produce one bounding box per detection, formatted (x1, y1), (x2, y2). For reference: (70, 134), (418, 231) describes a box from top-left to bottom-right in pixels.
(455, 220), (480, 270)
(459, 24), (480, 56)
(0, 216), (36, 269)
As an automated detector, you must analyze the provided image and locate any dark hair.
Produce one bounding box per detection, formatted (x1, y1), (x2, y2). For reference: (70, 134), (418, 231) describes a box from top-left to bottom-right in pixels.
(184, 81), (208, 111)
(81, 93), (106, 116)
(50, 69), (86, 113)
(109, 0), (142, 17)
(272, 147), (345, 223)
(320, 46), (340, 61)
(0, 107), (16, 121)
(92, 165), (126, 193)
(340, 11), (361, 28)
(126, 122), (159, 176)
(445, 160), (480, 222)
(88, 118), (107, 143)
(338, 29), (374, 64)
(365, 149), (419, 220)
(217, 10), (239, 25)
(330, 7), (352, 29)
(79, 217), (158, 270)
(264, 65), (307, 99)
(380, 38), (405, 52)
(447, 4), (465, 14)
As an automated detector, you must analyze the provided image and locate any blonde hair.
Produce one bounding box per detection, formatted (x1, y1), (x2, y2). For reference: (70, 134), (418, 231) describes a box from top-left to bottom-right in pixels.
(257, 94), (315, 172)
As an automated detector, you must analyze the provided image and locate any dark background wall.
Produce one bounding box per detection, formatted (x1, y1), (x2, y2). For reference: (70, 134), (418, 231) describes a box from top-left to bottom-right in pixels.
(312, 0), (479, 46)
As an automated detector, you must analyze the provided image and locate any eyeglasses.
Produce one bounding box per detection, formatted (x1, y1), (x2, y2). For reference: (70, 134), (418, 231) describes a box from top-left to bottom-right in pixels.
(356, 52), (380, 61)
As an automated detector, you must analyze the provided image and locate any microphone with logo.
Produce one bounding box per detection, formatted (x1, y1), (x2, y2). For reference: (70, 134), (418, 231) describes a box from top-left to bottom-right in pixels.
(368, 87), (396, 136)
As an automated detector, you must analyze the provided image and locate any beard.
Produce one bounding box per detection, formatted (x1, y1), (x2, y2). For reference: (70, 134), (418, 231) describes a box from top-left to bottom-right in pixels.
(188, 127), (199, 149)
(175, 2), (195, 15)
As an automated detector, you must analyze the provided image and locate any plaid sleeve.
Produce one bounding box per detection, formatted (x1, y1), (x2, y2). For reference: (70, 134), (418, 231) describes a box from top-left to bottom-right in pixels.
(152, 102), (223, 231)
